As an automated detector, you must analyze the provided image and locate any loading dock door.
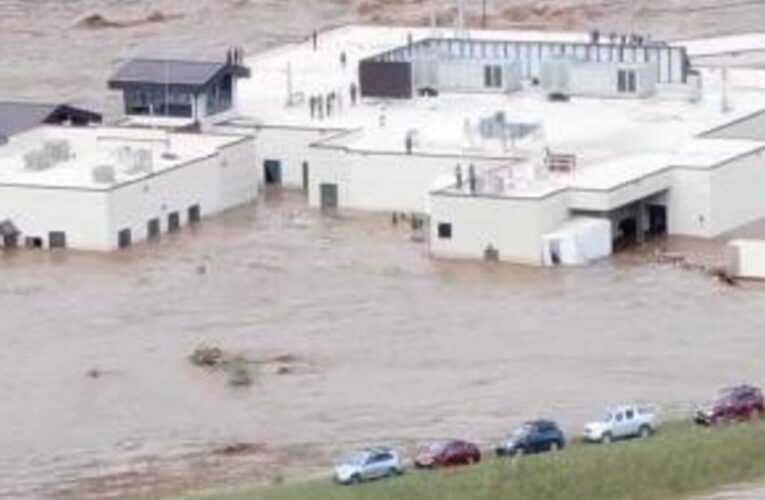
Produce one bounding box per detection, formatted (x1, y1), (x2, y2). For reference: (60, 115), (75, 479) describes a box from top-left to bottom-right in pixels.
(320, 183), (338, 211)
(264, 160), (282, 185)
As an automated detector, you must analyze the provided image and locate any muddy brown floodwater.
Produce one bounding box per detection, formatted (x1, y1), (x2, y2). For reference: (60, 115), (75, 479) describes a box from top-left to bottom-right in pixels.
(0, 191), (764, 500)
(3, 0), (765, 499)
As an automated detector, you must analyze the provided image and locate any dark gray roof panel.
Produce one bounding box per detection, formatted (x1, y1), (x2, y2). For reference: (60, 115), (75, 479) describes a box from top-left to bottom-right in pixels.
(109, 59), (226, 87)
(0, 102), (58, 137)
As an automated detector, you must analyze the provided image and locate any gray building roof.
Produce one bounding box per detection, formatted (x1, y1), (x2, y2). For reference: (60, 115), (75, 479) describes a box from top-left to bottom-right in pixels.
(0, 102), (101, 138)
(108, 59), (250, 92)
(0, 102), (59, 137)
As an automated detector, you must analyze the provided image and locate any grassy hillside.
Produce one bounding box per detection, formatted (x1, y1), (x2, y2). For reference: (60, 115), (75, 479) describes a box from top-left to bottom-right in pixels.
(199, 421), (765, 500)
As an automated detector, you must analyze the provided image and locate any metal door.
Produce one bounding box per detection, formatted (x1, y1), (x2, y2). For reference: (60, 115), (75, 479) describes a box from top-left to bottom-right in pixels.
(320, 183), (338, 210)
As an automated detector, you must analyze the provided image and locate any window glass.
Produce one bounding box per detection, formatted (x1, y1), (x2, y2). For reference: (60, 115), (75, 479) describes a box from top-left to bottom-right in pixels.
(616, 412), (624, 422)
(626, 410), (635, 419)
(438, 223), (452, 239)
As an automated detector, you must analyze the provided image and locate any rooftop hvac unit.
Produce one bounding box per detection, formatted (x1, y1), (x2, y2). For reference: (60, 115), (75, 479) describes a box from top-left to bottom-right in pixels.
(92, 164), (116, 184)
(133, 149), (153, 173)
(42, 140), (71, 163)
(23, 150), (53, 171)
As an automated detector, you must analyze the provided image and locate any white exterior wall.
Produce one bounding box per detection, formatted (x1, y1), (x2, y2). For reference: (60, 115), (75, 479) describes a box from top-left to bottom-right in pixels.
(708, 150), (765, 235)
(569, 63), (657, 98)
(252, 127), (338, 189)
(429, 191), (569, 265)
(666, 167), (713, 237)
(0, 186), (110, 250)
(308, 149), (511, 213)
(108, 137), (257, 248)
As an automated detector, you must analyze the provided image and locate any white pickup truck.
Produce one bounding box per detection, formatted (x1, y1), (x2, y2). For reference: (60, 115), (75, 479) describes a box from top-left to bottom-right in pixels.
(583, 405), (657, 443)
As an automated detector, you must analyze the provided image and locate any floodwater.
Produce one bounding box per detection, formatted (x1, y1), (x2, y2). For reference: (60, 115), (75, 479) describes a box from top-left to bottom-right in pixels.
(1, 191), (765, 499)
(2, 0), (765, 499)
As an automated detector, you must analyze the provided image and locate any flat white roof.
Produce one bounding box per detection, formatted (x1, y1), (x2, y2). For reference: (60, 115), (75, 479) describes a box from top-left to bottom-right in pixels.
(235, 25), (765, 196)
(0, 126), (245, 190)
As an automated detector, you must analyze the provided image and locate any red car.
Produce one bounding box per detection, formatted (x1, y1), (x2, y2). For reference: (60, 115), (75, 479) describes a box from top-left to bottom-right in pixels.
(414, 440), (481, 469)
(695, 385), (765, 425)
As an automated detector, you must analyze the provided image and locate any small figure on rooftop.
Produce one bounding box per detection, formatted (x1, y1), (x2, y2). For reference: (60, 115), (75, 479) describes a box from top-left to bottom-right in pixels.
(468, 164), (477, 194)
(312, 30), (318, 51)
(350, 82), (358, 106)
(455, 164), (463, 190)
(340, 51), (347, 69)
(405, 133), (413, 154)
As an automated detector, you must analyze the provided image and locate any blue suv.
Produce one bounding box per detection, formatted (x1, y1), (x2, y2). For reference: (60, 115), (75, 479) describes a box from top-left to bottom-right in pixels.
(495, 420), (566, 456)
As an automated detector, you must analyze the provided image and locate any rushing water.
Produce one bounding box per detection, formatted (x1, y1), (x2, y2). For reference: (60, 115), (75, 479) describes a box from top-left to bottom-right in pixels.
(3, 0), (765, 498)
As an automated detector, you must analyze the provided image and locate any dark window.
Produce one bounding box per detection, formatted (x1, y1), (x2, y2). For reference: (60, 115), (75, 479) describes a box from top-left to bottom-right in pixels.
(118, 229), (132, 249)
(616, 413), (624, 422)
(188, 205), (201, 224)
(147, 218), (161, 240)
(168, 212), (181, 232)
(438, 223), (452, 239)
(302, 162), (309, 192)
(626, 410), (635, 419)
(125, 85), (193, 118)
(49, 231), (67, 249)
(618, 69), (637, 93)
(25, 237), (43, 249)
(484, 65), (503, 89)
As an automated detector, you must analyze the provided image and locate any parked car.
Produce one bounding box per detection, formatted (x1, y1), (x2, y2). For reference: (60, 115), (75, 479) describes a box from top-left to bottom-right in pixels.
(695, 385), (765, 425)
(414, 440), (481, 469)
(333, 447), (404, 485)
(584, 405), (657, 443)
(496, 420), (566, 456)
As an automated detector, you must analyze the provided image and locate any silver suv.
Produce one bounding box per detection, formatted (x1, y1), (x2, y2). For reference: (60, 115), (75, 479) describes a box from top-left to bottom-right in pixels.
(333, 447), (404, 485)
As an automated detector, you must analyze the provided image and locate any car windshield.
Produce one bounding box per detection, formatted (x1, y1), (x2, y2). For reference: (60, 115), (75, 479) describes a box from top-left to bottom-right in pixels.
(426, 443), (446, 453)
(510, 425), (532, 438)
(602, 412), (614, 422)
(344, 452), (369, 466)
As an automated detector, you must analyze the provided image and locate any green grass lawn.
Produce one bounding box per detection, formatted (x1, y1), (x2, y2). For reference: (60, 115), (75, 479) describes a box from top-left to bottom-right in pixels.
(197, 421), (765, 500)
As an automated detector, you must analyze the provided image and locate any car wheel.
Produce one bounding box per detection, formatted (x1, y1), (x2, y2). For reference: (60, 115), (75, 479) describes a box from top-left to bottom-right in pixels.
(601, 433), (613, 444)
(389, 467), (402, 477)
(549, 441), (560, 452)
(639, 425), (652, 439)
(513, 446), (525, 457)
(351, 474), (362, 485)
(752, 408), (764, 421)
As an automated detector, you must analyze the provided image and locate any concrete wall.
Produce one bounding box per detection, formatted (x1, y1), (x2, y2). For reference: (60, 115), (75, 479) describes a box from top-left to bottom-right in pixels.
(0, 186), (110, 250)
(429, 191), (569, 265)
(569, 63), (657, 98)
(729, 240), (765, 279)
(307, 147), (512, 214)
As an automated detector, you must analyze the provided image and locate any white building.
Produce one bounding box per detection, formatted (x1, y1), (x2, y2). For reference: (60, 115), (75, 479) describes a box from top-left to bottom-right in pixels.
(0, 126), (256, 250)
(214, 25), (765, 266)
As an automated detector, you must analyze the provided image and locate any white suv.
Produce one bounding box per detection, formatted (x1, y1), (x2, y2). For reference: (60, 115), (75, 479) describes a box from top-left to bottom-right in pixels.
(584, 405), (657, 443)
(334, 447), (404, 485)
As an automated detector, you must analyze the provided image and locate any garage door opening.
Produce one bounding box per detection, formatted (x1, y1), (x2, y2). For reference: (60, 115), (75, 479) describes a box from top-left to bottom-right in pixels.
(188, 205), (201, 225)
(615, 217), (638, 249)
(264, 159), (282, 185)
